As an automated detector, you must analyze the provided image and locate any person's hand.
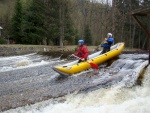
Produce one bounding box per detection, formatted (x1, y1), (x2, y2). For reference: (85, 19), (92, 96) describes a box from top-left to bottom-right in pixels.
(67, 54), (73, 60)
(67, 55), (71, 60)
(105, 38), (107, 40)
(81, 58), (85, 61)
(71, 54), (75, 57)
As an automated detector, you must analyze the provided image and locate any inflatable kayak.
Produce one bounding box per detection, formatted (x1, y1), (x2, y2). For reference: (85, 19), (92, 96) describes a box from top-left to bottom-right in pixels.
(52, 42), (125, 76)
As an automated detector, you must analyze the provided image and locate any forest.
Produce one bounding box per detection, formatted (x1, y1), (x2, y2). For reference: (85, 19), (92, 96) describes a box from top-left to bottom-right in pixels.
(0, 0), (149, 49)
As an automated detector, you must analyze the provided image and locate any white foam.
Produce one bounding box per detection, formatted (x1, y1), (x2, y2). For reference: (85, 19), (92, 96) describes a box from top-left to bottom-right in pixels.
(0, 53), (36, 61)
(2, 53), (150, 113)
(15, 59), (33, 67)
(3, 66), (150, 113)
(0, 53), (63, 72)
(0, 60), (50, 72)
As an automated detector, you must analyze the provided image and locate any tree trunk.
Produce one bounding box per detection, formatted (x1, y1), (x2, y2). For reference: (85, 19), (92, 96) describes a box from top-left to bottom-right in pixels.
(112, 0), (116, 35)
(138, 30), (141, 49)
(121, 9), (125, 42)
(59, 1), (65, 48)
(132, 23), (136, 49)
(142, 37), (147, 49)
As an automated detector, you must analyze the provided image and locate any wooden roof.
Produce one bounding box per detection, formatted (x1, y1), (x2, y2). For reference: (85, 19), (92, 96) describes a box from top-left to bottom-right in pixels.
(132, 6), (150, 16)
(131, 6), (150, 64)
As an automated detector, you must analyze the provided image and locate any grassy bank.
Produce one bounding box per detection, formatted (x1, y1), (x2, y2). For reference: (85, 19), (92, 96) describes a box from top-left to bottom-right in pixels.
(0, 44), (96, 51)
(0, 44), (148, 57)
(0, 44), (97, 56)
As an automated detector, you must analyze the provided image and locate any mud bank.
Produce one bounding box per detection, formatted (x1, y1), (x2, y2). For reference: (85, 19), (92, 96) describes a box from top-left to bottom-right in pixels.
(0, 45), (97, 56)
(0, 44), (148, 57)
(0, 45), (74, 56)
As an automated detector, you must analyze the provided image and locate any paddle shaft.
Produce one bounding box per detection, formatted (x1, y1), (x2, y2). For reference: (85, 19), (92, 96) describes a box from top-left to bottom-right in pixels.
(71, 54), (99, 70)
(71, 54), (84, 60)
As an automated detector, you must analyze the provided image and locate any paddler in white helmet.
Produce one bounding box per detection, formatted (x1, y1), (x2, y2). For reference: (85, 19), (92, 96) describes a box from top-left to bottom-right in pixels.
(100, 33), (114, 54)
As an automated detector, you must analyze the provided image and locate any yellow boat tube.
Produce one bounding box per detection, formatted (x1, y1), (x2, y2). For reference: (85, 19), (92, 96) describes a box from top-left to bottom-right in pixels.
(52, 42), (125, 76)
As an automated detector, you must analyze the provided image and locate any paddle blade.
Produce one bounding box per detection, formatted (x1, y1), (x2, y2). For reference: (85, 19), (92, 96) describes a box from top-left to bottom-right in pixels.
(89, 62), (99, 70)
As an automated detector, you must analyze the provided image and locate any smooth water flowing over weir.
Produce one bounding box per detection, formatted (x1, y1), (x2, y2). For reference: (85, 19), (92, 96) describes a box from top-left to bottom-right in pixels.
(0, 53), (149, 112)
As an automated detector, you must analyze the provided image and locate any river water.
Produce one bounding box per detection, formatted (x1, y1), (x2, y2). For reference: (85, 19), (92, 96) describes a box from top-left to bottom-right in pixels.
(1, 53), (150, 113)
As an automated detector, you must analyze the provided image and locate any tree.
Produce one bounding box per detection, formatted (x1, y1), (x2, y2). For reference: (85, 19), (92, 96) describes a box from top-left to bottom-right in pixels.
(114, 0), (141, 48)
(45, 0), (60, 45)
(58, 0), (65, 47)
(45, 0), (75, 46)
(11, 0), (23, 43)
(84, 24), (92, 45)
(64, 1), (75, 45)
(22, 0), (45, 44)
(2, 0), (149, 48)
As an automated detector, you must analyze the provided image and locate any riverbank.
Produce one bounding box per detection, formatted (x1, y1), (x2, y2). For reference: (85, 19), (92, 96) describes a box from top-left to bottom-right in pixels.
(0, 45), (96, 56)
(0, 44), (148, 57)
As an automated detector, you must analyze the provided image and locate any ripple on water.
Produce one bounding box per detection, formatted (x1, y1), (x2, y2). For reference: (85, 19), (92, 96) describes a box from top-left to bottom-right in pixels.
(1, 54), (150, 113)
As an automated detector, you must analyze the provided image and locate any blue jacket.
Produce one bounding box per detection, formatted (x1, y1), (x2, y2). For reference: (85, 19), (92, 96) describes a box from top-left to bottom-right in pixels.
(101, 37), (114, 48)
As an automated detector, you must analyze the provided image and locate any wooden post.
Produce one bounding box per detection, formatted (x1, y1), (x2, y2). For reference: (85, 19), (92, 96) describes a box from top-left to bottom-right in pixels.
(149, 37), (150, 64)
(132, 15), (150, 64)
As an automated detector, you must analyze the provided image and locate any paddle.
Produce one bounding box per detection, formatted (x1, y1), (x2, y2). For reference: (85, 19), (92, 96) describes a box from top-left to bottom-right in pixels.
(71, 54), (99, 70)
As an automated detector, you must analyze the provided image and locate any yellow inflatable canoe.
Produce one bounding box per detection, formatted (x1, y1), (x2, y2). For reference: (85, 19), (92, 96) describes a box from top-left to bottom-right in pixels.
(53, 42), (125, 76)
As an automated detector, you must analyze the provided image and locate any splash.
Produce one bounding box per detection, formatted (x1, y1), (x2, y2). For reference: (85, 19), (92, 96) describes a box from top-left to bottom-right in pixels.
(15, 59), (33, 67)
(0, 53), (52, 72)
(3, 66), (150, 113)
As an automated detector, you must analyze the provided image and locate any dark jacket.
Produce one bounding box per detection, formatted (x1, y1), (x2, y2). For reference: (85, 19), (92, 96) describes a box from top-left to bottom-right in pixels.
(101, 37), (114, 48)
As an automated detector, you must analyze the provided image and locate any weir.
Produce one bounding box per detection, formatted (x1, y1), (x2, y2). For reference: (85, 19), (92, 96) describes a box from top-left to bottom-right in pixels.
(0, 53), (149, 112)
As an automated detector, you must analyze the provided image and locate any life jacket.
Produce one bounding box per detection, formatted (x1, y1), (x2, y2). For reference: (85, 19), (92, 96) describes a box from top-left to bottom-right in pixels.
(74, 45), (89, 59)
(101, 37), (114, 48)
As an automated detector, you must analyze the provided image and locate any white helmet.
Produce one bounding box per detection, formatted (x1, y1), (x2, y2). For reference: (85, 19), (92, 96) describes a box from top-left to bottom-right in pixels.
(107, 33), (112, 37)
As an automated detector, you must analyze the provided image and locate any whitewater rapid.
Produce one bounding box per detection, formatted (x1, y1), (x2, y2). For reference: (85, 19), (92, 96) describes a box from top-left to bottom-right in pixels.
(3, 66), (150, 113)
(1, 53), (150, 113)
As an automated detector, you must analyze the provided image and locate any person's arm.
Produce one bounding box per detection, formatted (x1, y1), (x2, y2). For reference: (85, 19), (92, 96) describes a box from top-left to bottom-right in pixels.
(73, 47), (79, 57)
(107, 38), (114, 44)
(73, 52), (78, 56)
